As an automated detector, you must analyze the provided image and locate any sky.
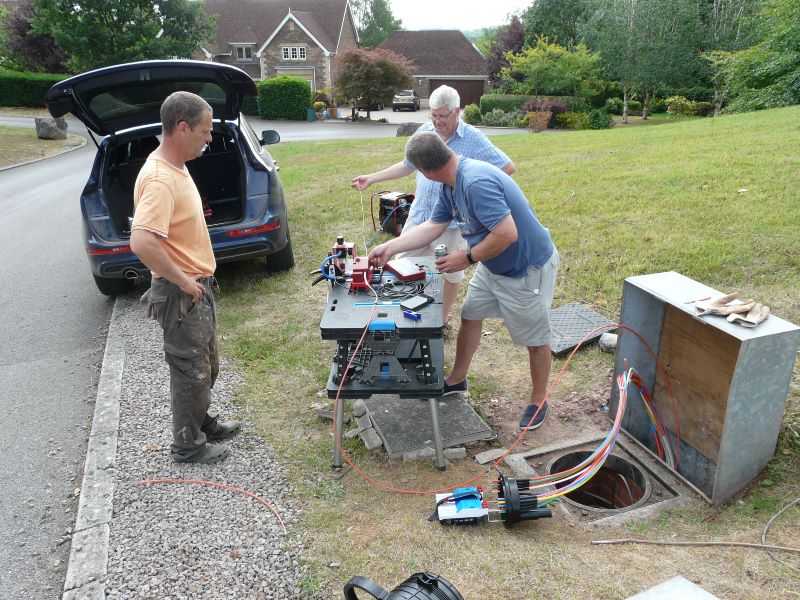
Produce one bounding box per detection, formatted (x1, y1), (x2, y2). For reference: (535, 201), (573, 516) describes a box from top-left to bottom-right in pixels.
(388, 0), (530, 32)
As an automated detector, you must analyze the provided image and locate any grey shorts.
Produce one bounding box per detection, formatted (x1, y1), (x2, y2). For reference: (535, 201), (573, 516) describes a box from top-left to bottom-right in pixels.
(461, 249), (559, 347)
(396, 220), (467, 284)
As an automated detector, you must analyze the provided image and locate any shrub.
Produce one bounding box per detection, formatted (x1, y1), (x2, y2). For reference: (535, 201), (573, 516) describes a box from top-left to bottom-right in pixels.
(666, 95), (694, 117)
(462, 103), (481, 125)
(604, 97), (623, 115)
(586, 109), (614, 129)
(241, 95), (259, 116)
(650, 98), (667, 114)
(480, 108), (527, 127)
(0, 70), (69, 108)
(692, 101), (714, 117)
(313, 89), (332, 106)
(313, 101), (326, 112)
(627, 100), (642, 116)
(526, 111), (551, 132)
(663, 85), (714, 102)
(522, 97), (568, 129)
(479, 94), (531, 114)
(257, 75), (312, 120)
(556, 111), (589, 130)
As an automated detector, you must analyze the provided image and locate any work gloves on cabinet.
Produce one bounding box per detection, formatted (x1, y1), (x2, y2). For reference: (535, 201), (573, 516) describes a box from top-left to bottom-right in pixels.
(695, 293), (770, 327)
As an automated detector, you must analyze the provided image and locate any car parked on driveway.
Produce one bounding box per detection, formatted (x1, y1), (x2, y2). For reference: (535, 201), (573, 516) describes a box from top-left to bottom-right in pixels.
(392, 89), (420, 111)
(46, 60), (294, 296)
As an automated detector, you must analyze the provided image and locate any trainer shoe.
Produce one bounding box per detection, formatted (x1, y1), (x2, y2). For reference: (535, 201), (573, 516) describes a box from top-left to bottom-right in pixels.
(519, 402), (549, 430)
(172, 442), (230, 464)
(443, 379), (468, 396)
(205, 419), (241, 442)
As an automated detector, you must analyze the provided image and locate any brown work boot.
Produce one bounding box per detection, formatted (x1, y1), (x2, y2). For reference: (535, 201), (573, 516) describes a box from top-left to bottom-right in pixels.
(172, 442), (230, 464)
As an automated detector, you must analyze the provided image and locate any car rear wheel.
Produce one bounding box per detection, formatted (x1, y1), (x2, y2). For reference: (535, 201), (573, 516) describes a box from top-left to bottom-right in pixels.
(93, 274), (136, 296)
(265, 228), (295, 272)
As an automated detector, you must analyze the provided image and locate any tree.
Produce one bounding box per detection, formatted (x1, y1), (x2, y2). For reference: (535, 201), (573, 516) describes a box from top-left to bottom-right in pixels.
(31, 0), (216, 73)
(720, 0), (800, 112)
(632, 0), (704, 118)
(522, 0), (588, 48)
(581, 0), (702, 122)
(335, 48), (412, 119)
(700, 0), (759, 114)
(500, 38), (604, 100)
(351, 0), (402, 48)
(485, 15), (525, 89)
(1, 0), (68, 72)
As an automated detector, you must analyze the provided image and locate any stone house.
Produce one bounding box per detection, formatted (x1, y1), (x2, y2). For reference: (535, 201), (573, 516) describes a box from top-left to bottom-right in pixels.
(199, 0), (358, 93)
(378, 30), (488, 107)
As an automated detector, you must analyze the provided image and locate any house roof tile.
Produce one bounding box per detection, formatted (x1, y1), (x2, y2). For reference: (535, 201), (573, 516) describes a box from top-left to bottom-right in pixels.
(378, 30), (487, 76)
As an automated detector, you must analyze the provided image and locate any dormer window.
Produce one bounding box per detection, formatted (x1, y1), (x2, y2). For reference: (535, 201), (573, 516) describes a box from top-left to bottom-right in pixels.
(234, 45), (253, 60)
(282, 46), (307, 61)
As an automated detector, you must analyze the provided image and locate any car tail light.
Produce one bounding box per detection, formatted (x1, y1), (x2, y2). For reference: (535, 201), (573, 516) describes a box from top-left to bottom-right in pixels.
(226, 221), (281, 237)
(88, 245), (132, 255)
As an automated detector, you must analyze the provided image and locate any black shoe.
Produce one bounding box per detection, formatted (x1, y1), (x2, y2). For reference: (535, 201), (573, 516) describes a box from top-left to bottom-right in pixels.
(172, 442), (230, 464)
(519, 402), (548, 430)
(205, 419), (241, 442)
(443, 379), (468, 396)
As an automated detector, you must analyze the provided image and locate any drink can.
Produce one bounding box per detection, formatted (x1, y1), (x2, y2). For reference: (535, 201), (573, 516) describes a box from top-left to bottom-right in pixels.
(434, 244), (448, 258)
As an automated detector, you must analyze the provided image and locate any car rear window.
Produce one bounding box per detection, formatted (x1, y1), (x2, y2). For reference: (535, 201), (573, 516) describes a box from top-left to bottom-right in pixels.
(88, 81), (227, 123)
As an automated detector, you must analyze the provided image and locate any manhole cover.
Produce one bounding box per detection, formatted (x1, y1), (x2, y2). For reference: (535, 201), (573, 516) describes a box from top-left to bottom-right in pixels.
(549, 302), (615, 355)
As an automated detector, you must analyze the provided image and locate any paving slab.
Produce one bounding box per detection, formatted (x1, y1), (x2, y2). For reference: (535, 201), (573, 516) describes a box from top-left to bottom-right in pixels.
(364, 394), (493, 459)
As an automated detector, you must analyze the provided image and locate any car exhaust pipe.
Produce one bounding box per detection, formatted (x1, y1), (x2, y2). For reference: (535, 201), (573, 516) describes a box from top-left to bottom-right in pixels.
(123, 269), (140, 280)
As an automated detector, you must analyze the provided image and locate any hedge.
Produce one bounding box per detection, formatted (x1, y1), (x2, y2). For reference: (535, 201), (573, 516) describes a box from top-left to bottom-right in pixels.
(257, 75), (311, 120)
(0, 70), (69, 108)
(241, 95), (260, 117)
(479, 94), (531, 115)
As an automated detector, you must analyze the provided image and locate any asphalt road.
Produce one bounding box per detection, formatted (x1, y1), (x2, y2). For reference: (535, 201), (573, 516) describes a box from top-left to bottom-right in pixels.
(0, 124), (112, 599)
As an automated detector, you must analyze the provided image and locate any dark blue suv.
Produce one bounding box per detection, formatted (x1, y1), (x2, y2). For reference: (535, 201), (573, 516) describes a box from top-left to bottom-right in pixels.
(46, 60), (294, 295)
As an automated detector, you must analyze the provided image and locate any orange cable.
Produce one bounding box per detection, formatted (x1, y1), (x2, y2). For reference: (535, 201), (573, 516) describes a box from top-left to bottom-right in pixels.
(140, 478), (287, 531)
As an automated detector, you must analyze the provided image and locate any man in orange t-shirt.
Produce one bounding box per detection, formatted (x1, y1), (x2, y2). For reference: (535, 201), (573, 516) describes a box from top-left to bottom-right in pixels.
(131, 91), (240, 464)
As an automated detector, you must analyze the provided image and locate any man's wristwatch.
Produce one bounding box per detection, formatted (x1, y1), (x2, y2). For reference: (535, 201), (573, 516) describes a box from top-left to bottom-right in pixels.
(466, 248), (476, 265)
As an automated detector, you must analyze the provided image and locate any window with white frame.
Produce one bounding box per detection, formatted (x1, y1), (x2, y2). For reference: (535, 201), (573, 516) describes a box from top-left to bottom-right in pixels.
(282, 46), (307, 61)
(234, 45), (253, 60)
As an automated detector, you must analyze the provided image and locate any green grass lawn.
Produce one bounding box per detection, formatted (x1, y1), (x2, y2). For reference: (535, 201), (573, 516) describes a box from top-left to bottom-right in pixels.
(214, 106), (800, 599)
(0, 124), (84, 167)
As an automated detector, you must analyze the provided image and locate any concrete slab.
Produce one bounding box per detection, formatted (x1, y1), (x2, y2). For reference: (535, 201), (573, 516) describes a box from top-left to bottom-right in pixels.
(364, 394), (493, 459)
(626, 576), (720, 599)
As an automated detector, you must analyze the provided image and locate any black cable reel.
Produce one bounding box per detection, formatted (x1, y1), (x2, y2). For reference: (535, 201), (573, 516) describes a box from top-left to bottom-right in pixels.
(343, 571), (464, 599)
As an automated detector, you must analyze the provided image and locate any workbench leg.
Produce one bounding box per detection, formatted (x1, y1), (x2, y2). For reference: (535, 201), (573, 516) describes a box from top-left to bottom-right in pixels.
(333, 396), (345, 469)
(428, 397), (446, 470)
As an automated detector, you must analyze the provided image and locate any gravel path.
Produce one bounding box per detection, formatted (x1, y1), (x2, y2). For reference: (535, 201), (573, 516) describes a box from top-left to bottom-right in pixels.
(103, 294), (306, 599)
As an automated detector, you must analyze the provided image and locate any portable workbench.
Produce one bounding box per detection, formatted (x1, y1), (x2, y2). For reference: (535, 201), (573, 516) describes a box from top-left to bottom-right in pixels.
(319, 257), (447, 469)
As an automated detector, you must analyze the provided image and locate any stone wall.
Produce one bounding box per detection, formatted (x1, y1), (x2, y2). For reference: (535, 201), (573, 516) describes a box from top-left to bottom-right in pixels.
(260, 21), (327, 90)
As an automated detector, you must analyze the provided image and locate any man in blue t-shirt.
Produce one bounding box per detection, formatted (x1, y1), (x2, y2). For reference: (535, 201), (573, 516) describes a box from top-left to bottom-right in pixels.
(352, 85), (515, 324)
(368, 131), (559, 431)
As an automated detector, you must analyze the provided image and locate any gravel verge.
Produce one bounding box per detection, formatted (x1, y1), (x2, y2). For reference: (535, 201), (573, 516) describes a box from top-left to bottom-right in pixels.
(102, 294), (306, 599)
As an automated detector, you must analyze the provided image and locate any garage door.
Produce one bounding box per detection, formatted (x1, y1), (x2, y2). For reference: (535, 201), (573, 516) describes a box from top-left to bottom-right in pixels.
(428, 79), (485, 107)
(275, 67), (315, 90)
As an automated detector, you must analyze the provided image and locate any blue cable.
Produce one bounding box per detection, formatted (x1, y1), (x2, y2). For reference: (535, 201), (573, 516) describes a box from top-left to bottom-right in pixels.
(321, 252), (343, 281)
(366, 204), (405, 247)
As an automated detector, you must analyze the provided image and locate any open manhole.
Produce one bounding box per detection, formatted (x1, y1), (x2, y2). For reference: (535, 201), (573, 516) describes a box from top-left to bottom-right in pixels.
(548, 451), (651, 512)
(505, 435), (691, 525)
